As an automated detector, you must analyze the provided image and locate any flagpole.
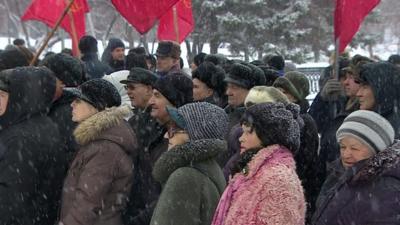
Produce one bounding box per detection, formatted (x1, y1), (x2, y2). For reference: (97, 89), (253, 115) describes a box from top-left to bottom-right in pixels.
(334, 37), (340, 80)
(66, 0), (80, 57)
(172, 5), (180, 43)
(29, 0), (75, 66)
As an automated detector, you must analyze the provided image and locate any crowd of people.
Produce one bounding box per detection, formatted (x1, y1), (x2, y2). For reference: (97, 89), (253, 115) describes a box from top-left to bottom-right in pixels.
(0, 36), (399, 225)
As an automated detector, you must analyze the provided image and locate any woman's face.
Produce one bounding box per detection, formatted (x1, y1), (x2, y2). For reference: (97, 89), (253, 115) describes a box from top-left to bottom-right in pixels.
(70, 98), (98, 123)
(239, 124), (263, 153)
(164, 126), (189, 150)
(339, 136), (374, 168)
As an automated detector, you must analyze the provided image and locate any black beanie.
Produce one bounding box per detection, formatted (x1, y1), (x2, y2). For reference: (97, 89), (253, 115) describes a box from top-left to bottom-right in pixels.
(268, 55), (285, 71)
(40, 53), (85, 87)
(79, 35), (98, 54)
(241, 102), (301, 153)
(224, 63), (266, 89)
(192, 62), (226, 96)
(153, 72), (193, 107)
(107, 38), (125, 52)
(70, 79), (121, 111)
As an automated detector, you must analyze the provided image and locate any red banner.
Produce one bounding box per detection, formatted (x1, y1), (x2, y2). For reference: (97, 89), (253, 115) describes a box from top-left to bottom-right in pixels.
(22, 0), (89, 56)
(157, 0), (194, 43)
(334, 0), (380, 53)
(111, 0), (180, 34)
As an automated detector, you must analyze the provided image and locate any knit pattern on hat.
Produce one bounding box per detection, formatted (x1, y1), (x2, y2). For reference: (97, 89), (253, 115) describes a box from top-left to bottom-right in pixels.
(243, 102), (301, 153)
(77, 79), (121, 111)
(153, 73), (193, 107)
(337, 110), (395, 152)
(244, 86), (289, 108)
(177, 102), (228, 140)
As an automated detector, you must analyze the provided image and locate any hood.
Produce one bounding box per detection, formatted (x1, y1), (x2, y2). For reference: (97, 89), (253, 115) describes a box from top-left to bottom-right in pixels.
(360, 62), (400, 115)
(153, 139), (227, 184)
(350, 140), (400, 184)
(74, 106), (137, 154)
(0, 67), (56, 130)
(102, 70), (132, 108)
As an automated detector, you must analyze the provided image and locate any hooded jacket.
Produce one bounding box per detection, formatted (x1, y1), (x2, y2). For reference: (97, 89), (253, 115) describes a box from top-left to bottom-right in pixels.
(150, 139), (227, 225)
(0, 67), (65, 225)
(359, 62), (400, 138)
(212, 145), (306, 225)
(59, 106), (137, 225)
(312, 141), (400, 225)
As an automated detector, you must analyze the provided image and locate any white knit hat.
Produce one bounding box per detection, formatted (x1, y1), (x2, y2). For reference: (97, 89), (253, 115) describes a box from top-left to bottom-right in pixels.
(336, 110), (395, 153)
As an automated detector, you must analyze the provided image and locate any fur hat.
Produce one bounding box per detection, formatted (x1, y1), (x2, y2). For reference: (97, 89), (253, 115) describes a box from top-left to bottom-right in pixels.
(156, 41), (181, 59)
(70, 79), (121, 111)
(244, 86), (289, 108)
(273, 71), (310, 102)
(0, 49), (29, 71)
(167, 102), (228, 140)
(337, 110), (395, 153)
(224, 63), (266, 89)
(79, 35), (98, 54)
(241, 102), (301, 153)
(193, 52), (207, 67)
(192, 62), (226, 96)
(40, 53), (85, 87)
(153, 72), (193, 107)
(267, 55), (285, 71)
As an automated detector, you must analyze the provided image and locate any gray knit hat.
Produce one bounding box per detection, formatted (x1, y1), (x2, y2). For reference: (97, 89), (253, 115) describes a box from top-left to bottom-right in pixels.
(337, 110), (395, 153)
(167, 102), (228, 140)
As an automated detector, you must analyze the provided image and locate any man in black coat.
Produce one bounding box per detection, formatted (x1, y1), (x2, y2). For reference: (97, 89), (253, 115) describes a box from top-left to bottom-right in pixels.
(123, 72), (193, 225)
(0, 67), (65, 225)
(79, 35), (113, 79)
(40, 53), (86, 164)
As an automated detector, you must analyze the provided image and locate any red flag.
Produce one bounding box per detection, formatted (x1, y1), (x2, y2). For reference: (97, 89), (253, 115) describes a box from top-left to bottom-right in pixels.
(22, 0), (89, 56)
(334, 0), (380, 53)
(157, 0), (194, 43)
(111, 0), (180, 34)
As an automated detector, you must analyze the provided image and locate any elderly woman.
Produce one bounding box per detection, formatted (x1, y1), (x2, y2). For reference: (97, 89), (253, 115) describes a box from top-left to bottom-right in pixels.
(59, 79), (137, 225)
(212, 102), (306, 225)
(313, 110), (400, 225)
(150, 102), (227, 225)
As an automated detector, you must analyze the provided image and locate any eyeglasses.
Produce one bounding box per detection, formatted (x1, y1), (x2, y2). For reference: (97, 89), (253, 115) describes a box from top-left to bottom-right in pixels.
(167, 127), (187, 139)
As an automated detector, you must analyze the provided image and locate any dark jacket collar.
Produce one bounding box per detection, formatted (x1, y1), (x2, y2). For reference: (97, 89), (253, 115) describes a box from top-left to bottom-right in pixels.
(152, 139), (226, 184)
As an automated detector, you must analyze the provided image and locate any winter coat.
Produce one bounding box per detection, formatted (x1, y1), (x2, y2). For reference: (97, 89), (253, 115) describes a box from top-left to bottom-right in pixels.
(150, 139), (227, 225)
(0, 68), (65, 225)
(81, 52), (113, 79)
(312, 141), (400, 225)
(123, 107), (168, 225)
(48, 89), (79, 164)
(212, 145), (306, 225)
(59, 106), (137, 225)
(296, 101), (323, 224)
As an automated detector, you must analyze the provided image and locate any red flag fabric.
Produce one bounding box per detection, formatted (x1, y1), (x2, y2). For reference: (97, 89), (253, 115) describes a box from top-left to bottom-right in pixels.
(22, 0), (89, 56)
(157, 0), (194, 43)
(111, 0), (180, 34)
(334, 0), (380, 53)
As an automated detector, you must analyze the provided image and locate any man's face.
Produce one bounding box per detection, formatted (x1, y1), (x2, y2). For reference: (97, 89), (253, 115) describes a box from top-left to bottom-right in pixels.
(226, 83), (249, 107)
(356, 83), (376, 110)
(342, 72), (361, 98)
(0, 90), (9, 116)
(125, 83), (153, 109)
(156, 55), (178, 73)
(192, 78), (213, 101)
(148, 89), (173, 124)
(111, 47), (125, 61)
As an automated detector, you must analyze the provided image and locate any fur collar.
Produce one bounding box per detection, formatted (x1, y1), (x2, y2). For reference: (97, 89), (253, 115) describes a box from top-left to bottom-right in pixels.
(153, 139), (226, 183)
(351, 140), (400, 184)
(74, 106), (131, 145)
